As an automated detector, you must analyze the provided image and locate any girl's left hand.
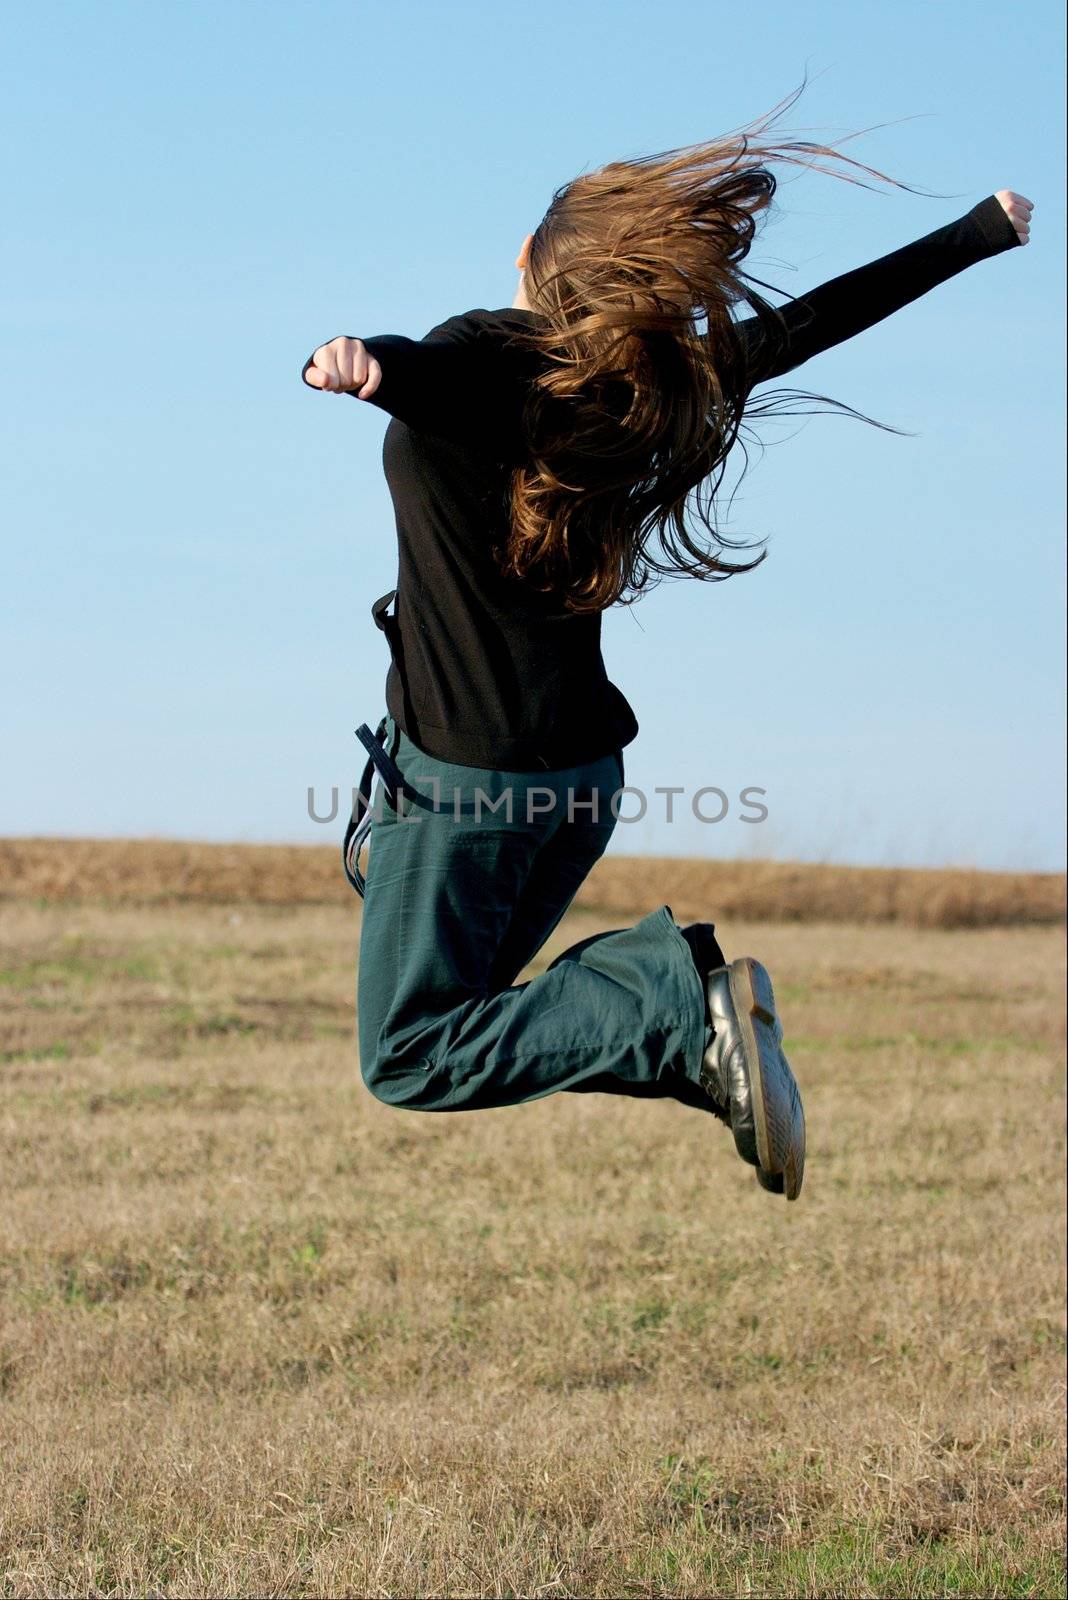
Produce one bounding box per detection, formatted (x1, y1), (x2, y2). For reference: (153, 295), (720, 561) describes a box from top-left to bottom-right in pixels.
(995, 190), (1034, 245)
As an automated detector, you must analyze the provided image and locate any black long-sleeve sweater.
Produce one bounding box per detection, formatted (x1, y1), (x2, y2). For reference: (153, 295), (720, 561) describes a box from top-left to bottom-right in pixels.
(303, 193), (1020, 770)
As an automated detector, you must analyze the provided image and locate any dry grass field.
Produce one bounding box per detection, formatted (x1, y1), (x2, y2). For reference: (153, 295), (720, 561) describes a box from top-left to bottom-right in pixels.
(0, 842), (1065, 1597)
(3, 837), (1065, 928)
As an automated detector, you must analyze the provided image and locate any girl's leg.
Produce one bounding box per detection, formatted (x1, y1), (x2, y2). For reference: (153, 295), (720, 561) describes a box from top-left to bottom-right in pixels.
(356, 730), (708, 1115)
(492, 838), (729, 1117)
(545, 921), (727, 1117)
(486, 790), (619, 991)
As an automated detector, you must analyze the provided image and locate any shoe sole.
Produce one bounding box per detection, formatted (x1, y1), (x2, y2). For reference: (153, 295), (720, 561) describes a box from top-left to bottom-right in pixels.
(727, 957), (805, 1201)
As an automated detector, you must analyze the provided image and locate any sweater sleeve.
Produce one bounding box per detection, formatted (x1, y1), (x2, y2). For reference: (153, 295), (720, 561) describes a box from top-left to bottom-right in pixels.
(300, 311), (530, 449)
(736, 194), (1022, 386)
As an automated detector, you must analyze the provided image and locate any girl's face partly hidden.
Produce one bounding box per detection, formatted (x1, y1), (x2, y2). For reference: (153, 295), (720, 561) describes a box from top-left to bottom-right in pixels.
(512, 233), (534, 310)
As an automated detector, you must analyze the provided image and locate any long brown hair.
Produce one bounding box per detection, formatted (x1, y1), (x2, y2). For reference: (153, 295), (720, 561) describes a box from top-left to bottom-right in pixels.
(499, 81), (919, 612)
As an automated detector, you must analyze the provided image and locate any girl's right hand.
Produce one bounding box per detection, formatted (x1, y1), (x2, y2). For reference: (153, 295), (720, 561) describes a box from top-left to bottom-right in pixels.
(994, 190), (1034, 245)
(304, 336), (383, 396)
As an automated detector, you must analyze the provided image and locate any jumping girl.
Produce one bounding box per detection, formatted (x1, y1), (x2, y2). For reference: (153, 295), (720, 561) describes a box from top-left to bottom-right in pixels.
(301, 95), (1032, 1203)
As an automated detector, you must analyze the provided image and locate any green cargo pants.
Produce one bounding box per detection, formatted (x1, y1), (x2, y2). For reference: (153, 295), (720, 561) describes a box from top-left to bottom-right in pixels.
(356, 716), (719, 1115)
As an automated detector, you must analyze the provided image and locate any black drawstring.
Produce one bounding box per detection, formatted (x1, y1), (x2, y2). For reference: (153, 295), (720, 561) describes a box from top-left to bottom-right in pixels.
(343, 590), (413, 898)
(342, 716), (408, 897)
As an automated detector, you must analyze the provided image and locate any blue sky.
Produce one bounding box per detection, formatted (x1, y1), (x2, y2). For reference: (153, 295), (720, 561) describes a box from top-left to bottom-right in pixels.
(2, 0), (1064, 868)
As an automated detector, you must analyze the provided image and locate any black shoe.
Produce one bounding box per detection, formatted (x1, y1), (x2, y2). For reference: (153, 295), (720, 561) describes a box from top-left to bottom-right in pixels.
(699, 957), (806, 1201)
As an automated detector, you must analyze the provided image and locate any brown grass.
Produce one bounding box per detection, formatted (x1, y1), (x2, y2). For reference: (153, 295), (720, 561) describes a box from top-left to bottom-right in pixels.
(0, 856), (1064, 1596)
(2, 836), (1065, 928)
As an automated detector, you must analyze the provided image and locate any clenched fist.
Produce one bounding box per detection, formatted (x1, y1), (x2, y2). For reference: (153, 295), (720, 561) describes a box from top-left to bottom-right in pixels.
(995, 190), (1034, 244)
(303, 336), (383, 397)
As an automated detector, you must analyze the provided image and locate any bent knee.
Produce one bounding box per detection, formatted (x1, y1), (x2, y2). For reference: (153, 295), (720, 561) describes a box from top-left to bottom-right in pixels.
(357, 1012), (402, 1105)
(359, 1046), (406, 1106)
(359, 1041), (442, 1110)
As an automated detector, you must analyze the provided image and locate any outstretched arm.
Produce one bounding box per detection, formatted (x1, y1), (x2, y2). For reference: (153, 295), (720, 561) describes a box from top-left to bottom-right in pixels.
(736, 191), (1033, 386)
(300, 312), (531, 449)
